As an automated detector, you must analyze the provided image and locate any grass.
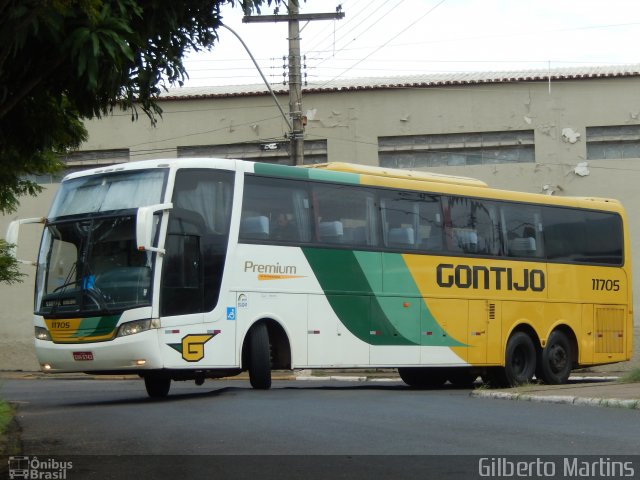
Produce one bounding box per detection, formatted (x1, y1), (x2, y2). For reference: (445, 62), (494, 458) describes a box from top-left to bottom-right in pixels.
(0, 400), (13, 454)
(617, 368), (640, 384)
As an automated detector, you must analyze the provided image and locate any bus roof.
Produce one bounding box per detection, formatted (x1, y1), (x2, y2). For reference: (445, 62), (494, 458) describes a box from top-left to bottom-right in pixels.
(306, 162), (489, 188)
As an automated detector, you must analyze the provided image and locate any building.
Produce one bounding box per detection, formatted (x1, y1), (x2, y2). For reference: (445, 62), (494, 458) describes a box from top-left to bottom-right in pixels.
(2, 64), (640, 369)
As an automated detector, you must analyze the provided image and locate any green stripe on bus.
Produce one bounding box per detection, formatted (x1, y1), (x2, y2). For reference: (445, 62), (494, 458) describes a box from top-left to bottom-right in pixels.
(72, 315), (120, 338)
(302, 248), (464, 347)
(253, 163), (360, 184)
(376, 254), (465, 347)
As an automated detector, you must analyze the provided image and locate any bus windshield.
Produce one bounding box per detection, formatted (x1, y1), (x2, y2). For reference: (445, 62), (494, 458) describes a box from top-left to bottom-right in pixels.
(35, 169), (168, 317)
(49, 169), (167, 219)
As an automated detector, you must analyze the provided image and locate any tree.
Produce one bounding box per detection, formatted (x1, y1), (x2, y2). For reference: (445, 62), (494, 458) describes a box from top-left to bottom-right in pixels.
(0, 0), (284, 283)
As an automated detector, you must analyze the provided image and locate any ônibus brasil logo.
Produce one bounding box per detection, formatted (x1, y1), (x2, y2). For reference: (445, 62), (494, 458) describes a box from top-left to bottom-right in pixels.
(8, 456), (73, 479)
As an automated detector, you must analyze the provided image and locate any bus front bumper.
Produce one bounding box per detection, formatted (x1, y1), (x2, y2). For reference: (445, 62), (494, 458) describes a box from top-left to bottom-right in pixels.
(35, 329), (163, 373)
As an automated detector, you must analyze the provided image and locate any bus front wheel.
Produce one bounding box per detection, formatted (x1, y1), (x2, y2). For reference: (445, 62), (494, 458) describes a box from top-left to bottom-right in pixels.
(248, 323), (272, 390)
(538, 331), (572, 384)
(144, 375), (171, 398)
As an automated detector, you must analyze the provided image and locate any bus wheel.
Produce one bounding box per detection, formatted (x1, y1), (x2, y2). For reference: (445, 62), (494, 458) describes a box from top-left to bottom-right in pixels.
(398, 368), (447, 388)
(144, 375), (171, 398)
(538, 331), (572, 384)
(248, 323), (272, 390)
(503, 332), (537, 386)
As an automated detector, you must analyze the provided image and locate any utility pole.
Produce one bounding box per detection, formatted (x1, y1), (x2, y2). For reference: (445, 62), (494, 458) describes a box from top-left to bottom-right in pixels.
(243, 1), (344, 165)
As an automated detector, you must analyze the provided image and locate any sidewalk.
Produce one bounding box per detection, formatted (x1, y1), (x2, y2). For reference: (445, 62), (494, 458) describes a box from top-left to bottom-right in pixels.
(471, 376), (640, 409)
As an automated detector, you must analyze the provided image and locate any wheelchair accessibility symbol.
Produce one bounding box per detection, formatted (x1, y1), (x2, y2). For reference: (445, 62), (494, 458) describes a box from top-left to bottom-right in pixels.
(227, 307), (236, 320)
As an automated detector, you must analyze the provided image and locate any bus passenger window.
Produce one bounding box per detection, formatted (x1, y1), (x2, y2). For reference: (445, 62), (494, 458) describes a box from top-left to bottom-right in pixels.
(240, 176), (311, 244)
(313, 184), (378, 247)
(502, 205), (543, 259)
(444, 197), (500, 255)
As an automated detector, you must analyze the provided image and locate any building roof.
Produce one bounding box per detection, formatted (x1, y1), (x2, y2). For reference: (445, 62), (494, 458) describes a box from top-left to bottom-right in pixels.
(161, 64), (640, 100)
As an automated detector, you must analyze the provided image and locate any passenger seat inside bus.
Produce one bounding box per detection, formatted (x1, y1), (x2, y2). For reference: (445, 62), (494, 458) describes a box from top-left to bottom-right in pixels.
(240, 216), (270, 239)
(319, 221), (344, 243)
(343, 226), (367, 245)
(509, 237), (537, 256)
(388, 227), (415, 248)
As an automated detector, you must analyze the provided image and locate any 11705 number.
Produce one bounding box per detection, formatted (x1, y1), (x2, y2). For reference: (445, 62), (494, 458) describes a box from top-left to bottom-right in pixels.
(591, 278), (620, 291)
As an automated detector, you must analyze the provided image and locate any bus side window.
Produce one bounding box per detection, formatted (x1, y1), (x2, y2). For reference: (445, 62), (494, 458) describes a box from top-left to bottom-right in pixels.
(502, 205), (543, 259)
(380, 194), (418, 250)
(444, 197), (500, 255)
(417, 196), (444, 252)
(240, 176), (311, 244)
(313, 184), (378, 247)
(543, 207), (622, 264)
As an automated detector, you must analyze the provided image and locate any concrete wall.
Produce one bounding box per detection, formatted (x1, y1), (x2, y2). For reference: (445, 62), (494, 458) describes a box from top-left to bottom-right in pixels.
(2, 75), (640, 370)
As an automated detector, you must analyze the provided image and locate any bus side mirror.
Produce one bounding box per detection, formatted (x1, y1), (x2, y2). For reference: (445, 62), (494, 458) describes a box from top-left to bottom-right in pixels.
(5, 217), (45, 265)
(136, 203), (173, 254)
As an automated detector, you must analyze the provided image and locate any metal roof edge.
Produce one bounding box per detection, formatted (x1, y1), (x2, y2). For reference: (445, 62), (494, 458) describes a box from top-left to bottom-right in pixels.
(160, 64), (640, 101)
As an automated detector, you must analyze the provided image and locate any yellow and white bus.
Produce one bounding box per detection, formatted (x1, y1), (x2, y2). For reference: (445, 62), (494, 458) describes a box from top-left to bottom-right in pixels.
(7, 158), (632, 397)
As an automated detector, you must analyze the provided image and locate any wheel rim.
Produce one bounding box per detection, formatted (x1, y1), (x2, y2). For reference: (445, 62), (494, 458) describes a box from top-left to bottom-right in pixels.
(548, 344), (567, 374)
(511, 346), (527, 375)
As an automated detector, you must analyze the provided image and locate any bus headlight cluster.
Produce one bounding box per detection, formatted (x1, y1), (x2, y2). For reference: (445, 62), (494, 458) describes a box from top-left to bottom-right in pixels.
(117, 319), (152, 337)
(35, 327), (51, 341)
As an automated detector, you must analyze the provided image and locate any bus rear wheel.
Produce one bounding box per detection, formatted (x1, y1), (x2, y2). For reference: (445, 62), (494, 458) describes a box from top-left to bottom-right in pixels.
(398, 367), (447, 388)
(538, 331), (572, 384)
(248, 323), (272, 390)
(144, 375), (171, 398)
(503, 332), (537, 387)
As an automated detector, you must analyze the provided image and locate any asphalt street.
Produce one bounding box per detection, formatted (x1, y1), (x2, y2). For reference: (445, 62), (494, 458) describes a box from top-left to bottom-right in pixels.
(2, 377), (639, 479)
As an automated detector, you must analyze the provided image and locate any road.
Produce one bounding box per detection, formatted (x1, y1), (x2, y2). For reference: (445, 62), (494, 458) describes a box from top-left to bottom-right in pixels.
(1, 377), (639, 479)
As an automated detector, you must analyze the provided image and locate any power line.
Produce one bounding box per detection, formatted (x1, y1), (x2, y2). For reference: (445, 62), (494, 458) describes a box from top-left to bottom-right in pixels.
(305, 0), (399, 57)
(308, 0), (405, 73)
(319, 0), (449, 86)
(303, 0), (369, 53)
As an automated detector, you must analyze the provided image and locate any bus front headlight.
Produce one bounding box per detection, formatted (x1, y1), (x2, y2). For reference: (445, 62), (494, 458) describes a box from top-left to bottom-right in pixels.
(35, 326), (51, 341)
(117, 319), (152, 337)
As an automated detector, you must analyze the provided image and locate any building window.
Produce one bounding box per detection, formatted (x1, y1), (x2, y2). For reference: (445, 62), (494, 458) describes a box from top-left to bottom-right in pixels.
(177, 140), (328, 165)
(378, 130), (534, 168)
(586, 125), (640, 160)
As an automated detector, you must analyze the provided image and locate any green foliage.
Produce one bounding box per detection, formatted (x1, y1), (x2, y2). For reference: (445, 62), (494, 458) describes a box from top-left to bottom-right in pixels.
(618, 368), (640, 384)
(0, 0), (283, 210)
(0, 399), (17, 456)
(0, 399), (11, 435)
(0, 0), (283, 283)
(0, 240), (25, 284)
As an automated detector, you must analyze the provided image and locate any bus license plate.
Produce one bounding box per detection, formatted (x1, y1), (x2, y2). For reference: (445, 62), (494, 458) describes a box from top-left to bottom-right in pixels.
(73, 352), (94, 361)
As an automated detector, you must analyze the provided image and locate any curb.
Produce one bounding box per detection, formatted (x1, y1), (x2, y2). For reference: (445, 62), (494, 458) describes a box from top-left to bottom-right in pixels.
(296, 375), (368, 382)
(471, 390), (640, 410)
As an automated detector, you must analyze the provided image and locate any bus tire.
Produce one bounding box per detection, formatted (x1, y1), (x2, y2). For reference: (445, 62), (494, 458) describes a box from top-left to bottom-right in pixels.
(398, 367), (447, 388)
(503, 332), (537, 386)
(538, 330), (572, 384)
(248, 323), (272, 390)
(144, 375), (171, 398)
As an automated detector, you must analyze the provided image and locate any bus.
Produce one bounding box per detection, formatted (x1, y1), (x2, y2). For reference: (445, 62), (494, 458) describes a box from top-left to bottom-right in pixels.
(6, 158), (633, 397)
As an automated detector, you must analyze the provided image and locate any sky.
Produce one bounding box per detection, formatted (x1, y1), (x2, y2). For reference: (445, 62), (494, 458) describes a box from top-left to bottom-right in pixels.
(181, 0), (640, 88)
